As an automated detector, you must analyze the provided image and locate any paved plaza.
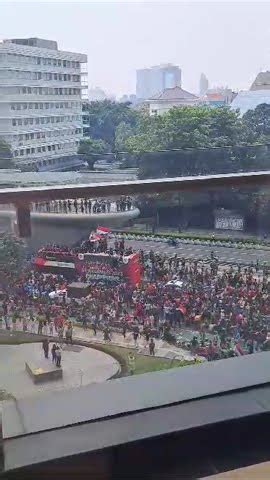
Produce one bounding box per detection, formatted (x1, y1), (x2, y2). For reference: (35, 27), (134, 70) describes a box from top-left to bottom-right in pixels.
(0, 342), (119, 400)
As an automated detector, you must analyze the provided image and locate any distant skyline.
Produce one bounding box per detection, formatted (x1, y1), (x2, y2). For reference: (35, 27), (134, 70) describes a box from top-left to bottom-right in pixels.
(1, 1), (270, 97)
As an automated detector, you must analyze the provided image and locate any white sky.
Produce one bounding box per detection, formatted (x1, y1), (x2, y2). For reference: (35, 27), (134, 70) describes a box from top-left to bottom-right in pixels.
(1, 1), (270, 96)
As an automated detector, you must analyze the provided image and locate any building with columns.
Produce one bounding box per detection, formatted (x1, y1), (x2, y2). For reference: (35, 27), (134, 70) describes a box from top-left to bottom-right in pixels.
(0, 38), (87, 171)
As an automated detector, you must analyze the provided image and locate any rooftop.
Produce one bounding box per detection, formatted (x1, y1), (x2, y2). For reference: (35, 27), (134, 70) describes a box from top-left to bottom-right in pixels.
(250, 71), (270, 91)
(149, 86), (198, 101)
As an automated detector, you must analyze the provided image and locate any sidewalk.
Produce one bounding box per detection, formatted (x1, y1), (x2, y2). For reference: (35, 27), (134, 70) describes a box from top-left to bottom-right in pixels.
(1, 320), (199, 362)
(72, 325), (198, 361)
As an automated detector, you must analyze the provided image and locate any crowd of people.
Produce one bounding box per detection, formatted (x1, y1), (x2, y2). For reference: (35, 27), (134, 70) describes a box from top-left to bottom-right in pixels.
(1, 242), (270, 362)
(32, 196), (133, 215)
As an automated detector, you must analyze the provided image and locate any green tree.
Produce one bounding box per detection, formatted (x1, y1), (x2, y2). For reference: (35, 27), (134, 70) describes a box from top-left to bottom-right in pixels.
(83, 100), (138, 150)
(78, 137), (110, 168)
(0, 139), (14, 169)
(0, 234), (26, 285)
(78, 137), (109, 155)
(242, 103), (270, 142)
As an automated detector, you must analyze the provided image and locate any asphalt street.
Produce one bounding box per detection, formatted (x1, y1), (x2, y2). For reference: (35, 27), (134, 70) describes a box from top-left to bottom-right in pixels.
(119, 237), (270, 266)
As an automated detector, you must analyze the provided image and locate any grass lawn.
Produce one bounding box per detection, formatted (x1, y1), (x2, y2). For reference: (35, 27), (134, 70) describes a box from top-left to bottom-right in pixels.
(91, 343), (197, 375)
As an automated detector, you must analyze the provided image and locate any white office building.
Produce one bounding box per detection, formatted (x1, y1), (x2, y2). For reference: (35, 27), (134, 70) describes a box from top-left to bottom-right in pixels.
(0, 38), (87, 170)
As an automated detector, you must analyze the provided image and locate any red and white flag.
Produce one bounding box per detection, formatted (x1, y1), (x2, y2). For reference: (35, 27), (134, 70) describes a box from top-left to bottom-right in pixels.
(96, 226), (111, 235)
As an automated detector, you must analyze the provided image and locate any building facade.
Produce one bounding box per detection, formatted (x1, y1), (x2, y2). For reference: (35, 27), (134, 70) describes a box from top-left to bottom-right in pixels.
(0, 38), (87, 170)
(136, 64), (181, 100)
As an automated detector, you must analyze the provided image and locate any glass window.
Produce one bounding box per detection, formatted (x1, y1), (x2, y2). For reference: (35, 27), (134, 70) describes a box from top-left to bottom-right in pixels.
(11, 104), (15, 110)
(26, 148), (30, 154)
(54, 73), (58, 80)
(58, 60), (61, 66)
(52, 144), (55, 150)
(40, 103), (44, 109)
(29, 103), (33, 109)
(37, 57), (41, 65)
(31, 148), (35, 153)
(45, 103), (49, 109)
(23, 104), (27, 110)
(18, 119), (22, 126)
(30, 133), (34, 139)
(42, 146), (46, 152)
(53, 59), (57, 66)
(38, 88), (42, 95)
(20, 149), (24, 156)
(22, 87), (27, 94)
(41, 118), (45, 124)
(37, 147), (41, 153)
(48, 145), (51, 151)
(12, 119), (16, 126)
(36, 118), (40, 125)
(67, 61), (70, 68)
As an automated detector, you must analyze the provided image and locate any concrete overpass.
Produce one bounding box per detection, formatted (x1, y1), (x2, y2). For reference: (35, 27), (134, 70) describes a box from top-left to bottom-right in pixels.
(0, 207), (140, 251)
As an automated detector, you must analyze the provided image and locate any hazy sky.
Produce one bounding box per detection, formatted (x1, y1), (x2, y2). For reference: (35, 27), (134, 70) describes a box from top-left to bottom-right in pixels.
(1, 1), (270, 96)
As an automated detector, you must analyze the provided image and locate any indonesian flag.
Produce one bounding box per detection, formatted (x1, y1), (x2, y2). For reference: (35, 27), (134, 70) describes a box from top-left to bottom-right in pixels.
(96, 226), (111, 235)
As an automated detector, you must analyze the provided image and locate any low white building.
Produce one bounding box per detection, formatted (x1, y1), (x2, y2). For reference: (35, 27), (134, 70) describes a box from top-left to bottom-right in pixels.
(0, 37), (87, 170)
(148, 86), (199, 115)
(230, 90), (270, 115)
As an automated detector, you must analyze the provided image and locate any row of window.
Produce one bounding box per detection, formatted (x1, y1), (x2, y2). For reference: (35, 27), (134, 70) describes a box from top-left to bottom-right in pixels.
(12, 115), (82, 126)
(0, 86), (81, 96)
(11, 101), (81, 111)
(19, 87), (81, 96)
(0, 71), (81, 82)
(2, 53), (81, 69)
(15, 128), (82, 142)
(14, 142), (77, 157)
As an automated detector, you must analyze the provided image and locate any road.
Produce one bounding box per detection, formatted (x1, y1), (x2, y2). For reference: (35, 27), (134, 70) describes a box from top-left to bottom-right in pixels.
(118, 237), (270, 266)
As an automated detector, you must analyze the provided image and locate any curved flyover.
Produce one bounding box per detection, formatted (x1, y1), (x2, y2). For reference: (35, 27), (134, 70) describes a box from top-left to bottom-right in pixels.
(0, 206), (140, 251)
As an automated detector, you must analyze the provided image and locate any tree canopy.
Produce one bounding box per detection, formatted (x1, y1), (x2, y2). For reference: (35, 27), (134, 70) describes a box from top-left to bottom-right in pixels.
(242, 103), (270, 143)
(0, 139), (14, 169)
(0, 234), (26, 286)
(83, 100), (138, 151)
(116, 106), (248, 153)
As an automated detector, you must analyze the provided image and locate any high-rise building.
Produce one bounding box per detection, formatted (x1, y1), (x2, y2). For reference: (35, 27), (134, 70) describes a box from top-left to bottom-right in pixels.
(199, 73), (209, 96)
(0, 38), (87, 170)
(136, 64), (181, 100)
